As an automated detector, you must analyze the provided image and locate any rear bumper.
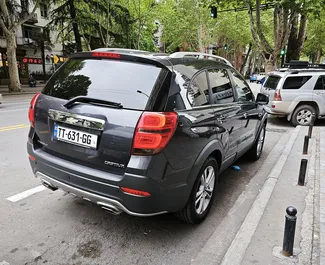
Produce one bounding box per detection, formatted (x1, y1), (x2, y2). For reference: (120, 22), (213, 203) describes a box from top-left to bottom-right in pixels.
(264, 101), (292, 116)
(37, 172), (166, 216)
(27, 142), (191, 216)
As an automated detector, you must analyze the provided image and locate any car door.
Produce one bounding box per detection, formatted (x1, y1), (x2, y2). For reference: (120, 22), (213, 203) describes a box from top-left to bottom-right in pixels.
(229, 69), (260, 154)
(206, 67), (242, 169)
(312, 76), (325, 116)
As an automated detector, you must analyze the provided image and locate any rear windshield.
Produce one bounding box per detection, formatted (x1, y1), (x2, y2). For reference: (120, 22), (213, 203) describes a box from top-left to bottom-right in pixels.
(264, 75), (280, 90)
(283, 76), (312, 90)
(42, 58), (163, 110)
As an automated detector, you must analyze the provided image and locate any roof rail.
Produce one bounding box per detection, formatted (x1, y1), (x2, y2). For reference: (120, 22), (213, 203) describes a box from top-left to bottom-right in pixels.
(284, 60), (325, 69)
(169, 52), (232, 66)
(91, 48), (167, 56)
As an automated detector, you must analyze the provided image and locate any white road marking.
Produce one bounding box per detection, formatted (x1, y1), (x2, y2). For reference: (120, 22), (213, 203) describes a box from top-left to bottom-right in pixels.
(0, 261), (10, 265)
(6, 185), (46, 202)
(0, 108), (27, 113)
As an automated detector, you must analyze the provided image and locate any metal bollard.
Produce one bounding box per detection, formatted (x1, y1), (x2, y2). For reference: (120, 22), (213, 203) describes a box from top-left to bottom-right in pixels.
(282, 206), (297, 257)
(308, 113), (316, 138)
(298, 159), (308, 186)
(302, 135), (309, 155)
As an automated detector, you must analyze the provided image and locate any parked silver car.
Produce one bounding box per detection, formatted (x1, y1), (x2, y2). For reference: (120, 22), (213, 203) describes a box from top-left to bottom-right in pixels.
(260, 61), (325, 126)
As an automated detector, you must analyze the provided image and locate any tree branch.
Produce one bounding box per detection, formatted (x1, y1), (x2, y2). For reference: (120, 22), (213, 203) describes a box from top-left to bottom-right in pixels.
(16, 0), (40, 28)
(0, 18), (10, 36)
(0, 0), (11, 26)
(255, 0), (273, 53)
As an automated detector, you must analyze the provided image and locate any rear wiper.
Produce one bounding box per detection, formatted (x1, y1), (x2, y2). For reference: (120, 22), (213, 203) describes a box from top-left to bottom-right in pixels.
(64, 96), (123, 109)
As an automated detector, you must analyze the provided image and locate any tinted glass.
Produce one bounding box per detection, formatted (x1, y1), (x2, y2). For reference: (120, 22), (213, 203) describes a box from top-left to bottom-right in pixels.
(187, 71), (210, 107)
(231, 70), (254, 102)
(264, 76), (280, 90)
(314, 77), (325, 90)
(42, 59), (163, 110)
(208, 68), (234, 104)
(283, 76), (312, 90)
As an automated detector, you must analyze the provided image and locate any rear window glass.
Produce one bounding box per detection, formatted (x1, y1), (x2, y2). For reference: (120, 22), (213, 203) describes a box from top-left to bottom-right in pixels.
(264, 76), (280, 90)
(283, 76), (312, 89)
(42, 59), (163, 110)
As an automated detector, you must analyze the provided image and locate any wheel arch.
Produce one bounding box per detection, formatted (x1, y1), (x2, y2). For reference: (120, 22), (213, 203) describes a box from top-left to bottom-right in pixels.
(288, 101), (319, 121)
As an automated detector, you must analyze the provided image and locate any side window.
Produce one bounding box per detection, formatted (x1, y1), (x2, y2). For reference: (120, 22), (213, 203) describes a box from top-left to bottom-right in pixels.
(314, 77), (325, 90)
(187, 71), (209, 107)
(207, 68), (234, 104)
(283, 76), (312, 90)
(231, 70), (254, 102)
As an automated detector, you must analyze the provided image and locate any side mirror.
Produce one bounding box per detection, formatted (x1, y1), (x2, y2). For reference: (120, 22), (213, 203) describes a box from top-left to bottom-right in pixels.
(256, 93), (269, 105)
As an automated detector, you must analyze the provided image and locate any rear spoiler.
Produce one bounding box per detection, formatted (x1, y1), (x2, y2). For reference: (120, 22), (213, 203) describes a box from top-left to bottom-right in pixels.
(69, 52), (171, 70)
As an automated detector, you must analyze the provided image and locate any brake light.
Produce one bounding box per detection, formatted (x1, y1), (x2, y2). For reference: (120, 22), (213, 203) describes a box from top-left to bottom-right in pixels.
(132, 112), (178, 155)
(274, 90), (282, 101)
(92, 52), (120, 59)
(28, 93), (41, 128)
(121, 187), (151, 197)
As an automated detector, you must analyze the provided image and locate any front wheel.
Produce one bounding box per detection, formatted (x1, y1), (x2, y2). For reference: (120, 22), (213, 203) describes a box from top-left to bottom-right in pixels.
(175, 157), (218, 224)
(247, 124), (266, 161)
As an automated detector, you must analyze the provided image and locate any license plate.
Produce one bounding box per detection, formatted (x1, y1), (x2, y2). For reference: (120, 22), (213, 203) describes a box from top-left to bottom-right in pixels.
(53, 125), (98, 148)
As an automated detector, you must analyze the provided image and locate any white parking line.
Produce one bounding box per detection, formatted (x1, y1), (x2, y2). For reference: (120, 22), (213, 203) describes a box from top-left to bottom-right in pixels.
(0, 108), (27, 113)
(6, 185), (46, 202)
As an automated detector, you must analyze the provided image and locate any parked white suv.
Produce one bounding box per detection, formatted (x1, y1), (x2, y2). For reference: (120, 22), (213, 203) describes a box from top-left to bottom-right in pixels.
(261, 61), (325, 126)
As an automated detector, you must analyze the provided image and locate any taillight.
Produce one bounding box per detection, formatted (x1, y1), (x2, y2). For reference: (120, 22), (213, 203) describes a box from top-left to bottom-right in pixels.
(28, 93), (41, 128)
(132, 112), (178, 155)
(274, 90), (282, 101)
(121, 187), (151, 197)
(92, 52), (120, 59)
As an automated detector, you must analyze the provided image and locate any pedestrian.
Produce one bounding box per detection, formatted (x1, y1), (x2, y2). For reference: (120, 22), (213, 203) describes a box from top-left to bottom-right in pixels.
(28, 74), (36, 87)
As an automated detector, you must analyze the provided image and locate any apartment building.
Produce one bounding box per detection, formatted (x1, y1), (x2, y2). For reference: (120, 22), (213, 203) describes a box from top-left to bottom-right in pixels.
(0, 1), (63, 82)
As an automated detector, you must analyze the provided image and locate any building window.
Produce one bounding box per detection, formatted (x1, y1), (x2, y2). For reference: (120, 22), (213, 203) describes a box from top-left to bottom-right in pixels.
(40, 1), (49, 18)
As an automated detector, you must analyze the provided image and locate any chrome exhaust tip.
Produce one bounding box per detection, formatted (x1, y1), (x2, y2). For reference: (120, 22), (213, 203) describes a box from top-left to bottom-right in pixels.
(100, 203), (123, 215)
(41, 179), (58, 191)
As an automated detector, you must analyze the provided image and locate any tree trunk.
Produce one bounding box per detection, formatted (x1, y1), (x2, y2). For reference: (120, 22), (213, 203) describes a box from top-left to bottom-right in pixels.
(198, 24), (204, 53)
(41, 42), (46, 83)
(265, 59), (277, 73)
(7, 32), (21, 92)
(286, 14), (308, 62)
(240, 43), (252, 74)
(316, 49), (322, 64)
(68, 0), (82, 52)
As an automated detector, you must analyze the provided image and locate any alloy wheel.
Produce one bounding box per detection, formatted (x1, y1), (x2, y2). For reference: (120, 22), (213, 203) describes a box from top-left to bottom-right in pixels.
(195, 166), (215, 215)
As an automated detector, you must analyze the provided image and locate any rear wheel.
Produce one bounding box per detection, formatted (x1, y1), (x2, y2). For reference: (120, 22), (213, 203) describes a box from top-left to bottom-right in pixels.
(175, 157), (218, 224)
(291, 104), (316, 126)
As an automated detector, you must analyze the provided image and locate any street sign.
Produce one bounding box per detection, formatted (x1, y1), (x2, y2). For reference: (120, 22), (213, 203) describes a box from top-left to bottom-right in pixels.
(22, 57), (42, 64)
(53, 54), (59, 64)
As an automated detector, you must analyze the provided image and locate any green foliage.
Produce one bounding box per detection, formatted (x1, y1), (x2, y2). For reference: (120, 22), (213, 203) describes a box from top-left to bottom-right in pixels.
(303, 16), (325, 60)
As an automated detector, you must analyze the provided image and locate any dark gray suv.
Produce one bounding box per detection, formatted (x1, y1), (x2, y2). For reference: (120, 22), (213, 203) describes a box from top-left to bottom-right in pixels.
(27, 49), (268, 224)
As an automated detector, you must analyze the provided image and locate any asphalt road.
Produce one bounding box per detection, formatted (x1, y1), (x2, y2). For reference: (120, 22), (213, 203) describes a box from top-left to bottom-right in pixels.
(0, 93), (291, 265)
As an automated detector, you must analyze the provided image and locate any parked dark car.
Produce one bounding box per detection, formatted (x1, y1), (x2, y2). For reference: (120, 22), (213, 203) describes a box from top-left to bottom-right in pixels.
(27, 49), (268, 224)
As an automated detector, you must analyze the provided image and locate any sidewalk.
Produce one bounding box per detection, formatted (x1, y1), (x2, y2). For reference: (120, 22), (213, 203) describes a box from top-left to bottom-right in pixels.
(192, 126), (323, 265)
(0, 85), (43, 95)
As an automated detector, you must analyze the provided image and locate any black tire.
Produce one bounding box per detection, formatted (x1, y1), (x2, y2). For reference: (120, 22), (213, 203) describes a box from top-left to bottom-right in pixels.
(247, 124), (266, 161)
(291, 104), (316, 126)
(175, 157), (218, 224)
